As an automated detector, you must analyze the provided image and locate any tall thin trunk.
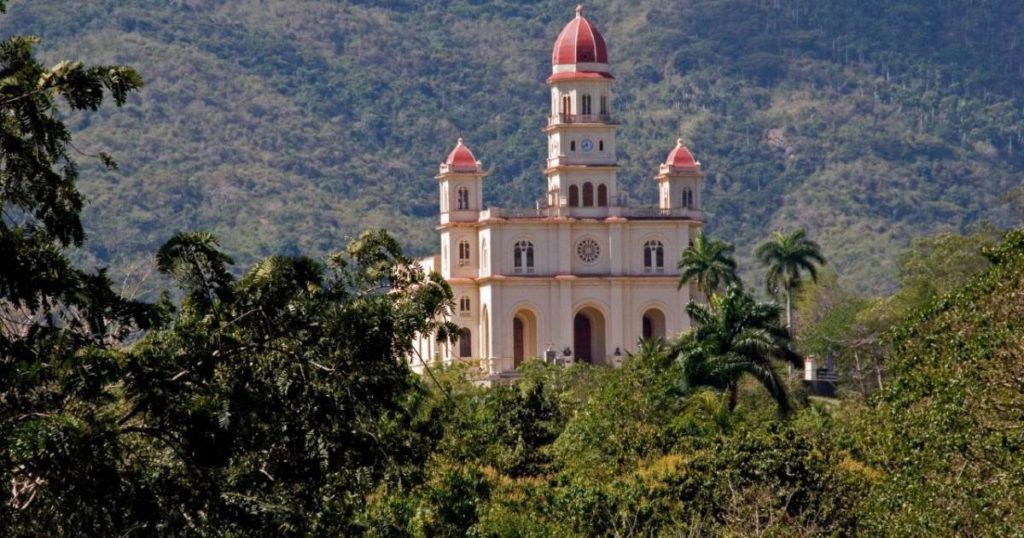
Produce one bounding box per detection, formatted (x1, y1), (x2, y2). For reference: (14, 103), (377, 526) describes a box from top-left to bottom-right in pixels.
(785, 288), (793, 337)
(854, 349), (868, 396)
(785, 288), (793, 381)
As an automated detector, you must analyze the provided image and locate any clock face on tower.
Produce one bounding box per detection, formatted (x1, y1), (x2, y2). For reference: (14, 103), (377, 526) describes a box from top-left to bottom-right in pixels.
(581, 139), (594, 153)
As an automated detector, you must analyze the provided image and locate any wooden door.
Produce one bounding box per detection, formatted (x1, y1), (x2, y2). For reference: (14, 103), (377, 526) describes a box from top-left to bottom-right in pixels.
(573, 314), (592, 363)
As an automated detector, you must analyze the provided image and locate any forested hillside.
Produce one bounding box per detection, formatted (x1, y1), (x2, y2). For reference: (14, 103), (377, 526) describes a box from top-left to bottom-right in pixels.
(4, 0), (1023, 292)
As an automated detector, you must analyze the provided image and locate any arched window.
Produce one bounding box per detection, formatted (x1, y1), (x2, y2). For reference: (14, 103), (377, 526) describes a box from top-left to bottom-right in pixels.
(457, 186), (469, 210)
(644, 240), (665, 273)
(599, 140), (604, 151)
(458, 327), (472, 358)
(581, 94), (592, 115)
(513, 240), (534, 273)
(562, 94), (571, 116)
(682, 188), (694, 208)
(459, 296), (471, 314)
(568, 185), (579, 207)
(600, 95), (608, 115)
(458, 240), (470, 266)
(582, 182), (594, 207)
(597, 184), (608, 207)
(570, 140), (576, 152)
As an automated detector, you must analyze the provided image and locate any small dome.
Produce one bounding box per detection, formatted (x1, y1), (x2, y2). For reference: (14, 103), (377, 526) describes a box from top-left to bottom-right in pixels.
(666, 139), (699, 170)
(442, 138), (481, 173)
(552, 5), (609, 66)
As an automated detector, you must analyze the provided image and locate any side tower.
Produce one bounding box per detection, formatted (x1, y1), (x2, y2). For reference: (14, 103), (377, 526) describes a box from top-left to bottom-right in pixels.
(545, 6), (619, 212)
(657, 139), (704, 212)
(437, 138), (485, 279)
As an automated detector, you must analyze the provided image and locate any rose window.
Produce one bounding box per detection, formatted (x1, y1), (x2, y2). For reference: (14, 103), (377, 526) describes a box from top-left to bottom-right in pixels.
(576, 239), (601, 263)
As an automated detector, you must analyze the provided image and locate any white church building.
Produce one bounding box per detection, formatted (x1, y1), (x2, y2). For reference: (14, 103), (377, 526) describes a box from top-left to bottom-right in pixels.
(412, 6), (706, 379)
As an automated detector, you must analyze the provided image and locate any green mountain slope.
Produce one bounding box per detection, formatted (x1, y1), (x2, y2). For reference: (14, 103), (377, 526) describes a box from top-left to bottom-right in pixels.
(4, 0), (1022, 293)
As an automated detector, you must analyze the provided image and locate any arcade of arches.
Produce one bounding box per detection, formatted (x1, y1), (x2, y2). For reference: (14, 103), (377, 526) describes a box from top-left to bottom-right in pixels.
(481, 307), (664, 365)
(458, 306), (662, 367)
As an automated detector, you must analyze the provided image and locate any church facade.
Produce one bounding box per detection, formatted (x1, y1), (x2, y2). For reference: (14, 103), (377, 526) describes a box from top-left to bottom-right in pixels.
(412, 6), (706, 379)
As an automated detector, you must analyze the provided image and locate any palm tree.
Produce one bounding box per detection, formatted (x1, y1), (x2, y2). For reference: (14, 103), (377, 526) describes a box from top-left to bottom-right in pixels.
(671, 286), (801, 415)
(677, 231), (741, 299)
(754, 229), (826, 337)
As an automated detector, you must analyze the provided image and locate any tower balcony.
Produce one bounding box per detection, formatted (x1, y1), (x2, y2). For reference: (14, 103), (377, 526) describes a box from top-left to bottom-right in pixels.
(548, 113), (618, 126)
(479, 204), (703, 222)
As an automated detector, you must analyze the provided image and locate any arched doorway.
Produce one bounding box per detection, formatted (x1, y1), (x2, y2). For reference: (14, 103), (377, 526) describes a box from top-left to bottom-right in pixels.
(642, 308), (667, 342)
(573, 306), (606, 364)
(512, 309), (538, 368)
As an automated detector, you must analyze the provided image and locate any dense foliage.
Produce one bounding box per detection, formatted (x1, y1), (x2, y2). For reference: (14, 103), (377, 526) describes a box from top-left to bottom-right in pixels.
(0, 28), (457, 532)
(3, 0), (1022, 293)
(836, 229), (1024, 534)
(3, 229), (457, 535)
(360, 228), (1024, 536)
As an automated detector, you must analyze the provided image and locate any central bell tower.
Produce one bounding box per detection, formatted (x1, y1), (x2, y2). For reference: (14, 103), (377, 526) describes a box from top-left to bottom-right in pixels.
(545, 5), (620, 210)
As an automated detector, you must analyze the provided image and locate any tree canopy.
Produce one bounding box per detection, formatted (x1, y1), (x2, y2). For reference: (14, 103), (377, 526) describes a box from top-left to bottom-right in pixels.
(675, 286), (801, 415)
(677, 230), (741, 298)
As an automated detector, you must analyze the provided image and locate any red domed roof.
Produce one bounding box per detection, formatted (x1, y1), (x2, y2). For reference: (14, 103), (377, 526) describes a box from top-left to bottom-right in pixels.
(443, 138), (480, 173)
(552, 5), (608, 66)
(666, 139), (699, 169)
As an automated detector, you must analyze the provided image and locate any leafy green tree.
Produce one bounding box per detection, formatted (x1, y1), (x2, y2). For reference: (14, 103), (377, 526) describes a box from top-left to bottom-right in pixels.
(755, 229), (826, 336)
(155, 231), (236, 310)
(838, 229), (1024, 534)
(0, 19), (156, 535)
(6, 185), (458, 535)
(0, 24), (147, 336)
(673, 286), (801, 415)
(109, 229), (454, 535)
(552, 346), (686, 479)
(677, 231), (741, 298)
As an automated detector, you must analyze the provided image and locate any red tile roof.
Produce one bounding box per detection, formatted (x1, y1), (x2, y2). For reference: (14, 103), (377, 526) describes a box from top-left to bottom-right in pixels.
(445, 138), (479, 172)
(666, 139), (698, 169)
(552, 5), (609, 66)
